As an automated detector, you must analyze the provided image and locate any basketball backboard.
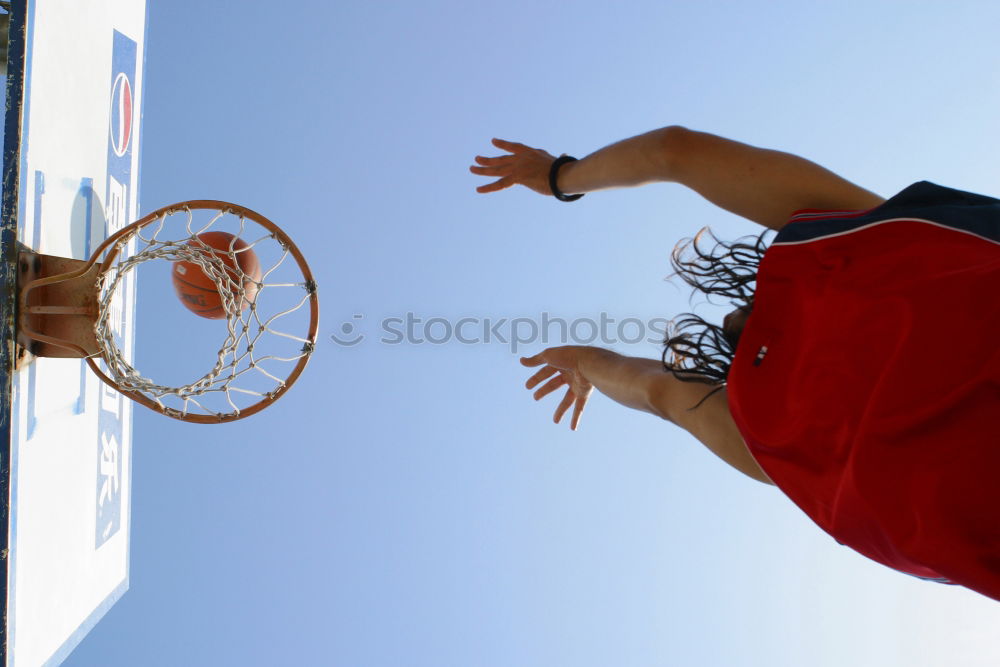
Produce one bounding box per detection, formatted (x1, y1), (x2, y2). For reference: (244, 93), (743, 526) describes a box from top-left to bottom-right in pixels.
(0, 1), (147, 664)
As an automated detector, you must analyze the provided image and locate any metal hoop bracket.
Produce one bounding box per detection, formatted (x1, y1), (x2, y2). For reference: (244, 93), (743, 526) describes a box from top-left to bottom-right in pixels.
(14, 200), (320, 423)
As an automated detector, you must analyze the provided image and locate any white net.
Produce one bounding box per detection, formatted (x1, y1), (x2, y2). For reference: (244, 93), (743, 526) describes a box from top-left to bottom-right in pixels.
(93, 204), (317, 421)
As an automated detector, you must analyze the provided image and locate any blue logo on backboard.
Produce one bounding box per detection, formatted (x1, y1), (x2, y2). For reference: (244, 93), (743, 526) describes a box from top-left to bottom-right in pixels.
(96, 30), (139, 550)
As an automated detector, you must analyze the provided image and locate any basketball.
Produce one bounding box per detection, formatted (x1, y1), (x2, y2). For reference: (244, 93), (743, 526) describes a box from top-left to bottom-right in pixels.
(171, 231), (262, 319)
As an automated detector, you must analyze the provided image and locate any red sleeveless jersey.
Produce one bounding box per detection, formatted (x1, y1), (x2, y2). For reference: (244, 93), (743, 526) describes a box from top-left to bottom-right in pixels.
(727, 182), (1000, 600)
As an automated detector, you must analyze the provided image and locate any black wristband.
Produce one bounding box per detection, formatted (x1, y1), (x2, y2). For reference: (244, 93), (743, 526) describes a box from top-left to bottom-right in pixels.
(548, 155), (584, 202)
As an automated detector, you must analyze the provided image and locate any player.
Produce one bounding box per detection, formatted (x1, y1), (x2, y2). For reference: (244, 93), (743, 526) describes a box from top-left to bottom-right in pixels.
(470, 126), (1000, 601)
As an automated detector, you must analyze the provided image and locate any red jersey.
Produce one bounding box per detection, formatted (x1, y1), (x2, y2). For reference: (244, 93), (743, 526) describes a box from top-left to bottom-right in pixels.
(727, 181), (1000, 601)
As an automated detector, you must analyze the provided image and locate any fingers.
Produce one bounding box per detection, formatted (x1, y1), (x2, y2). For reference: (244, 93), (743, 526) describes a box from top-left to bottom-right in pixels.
(553, 388), (575, 425)
(474, 155), (514, 166)
(522, 356), (588, 430)
(469, 140), (526, 172)
(470, 155), (514, 193)
(476, 177), (513, 194)
(525, 364), (557, 389)
(532, 374), (566, 401)
(492, 138), (528, 152)
(472, 140), (548, 195)
(469, 157), (513, 177)
(570, 394), (588, 431)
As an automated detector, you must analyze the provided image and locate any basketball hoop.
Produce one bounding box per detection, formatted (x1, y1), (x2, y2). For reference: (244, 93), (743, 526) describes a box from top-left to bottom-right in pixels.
(17, 200), (320, 423)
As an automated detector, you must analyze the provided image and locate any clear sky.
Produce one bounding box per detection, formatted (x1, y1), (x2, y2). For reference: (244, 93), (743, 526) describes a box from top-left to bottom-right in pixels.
(65, 1), (1000, 665)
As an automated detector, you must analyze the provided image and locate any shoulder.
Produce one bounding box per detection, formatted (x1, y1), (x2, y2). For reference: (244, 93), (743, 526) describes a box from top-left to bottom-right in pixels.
(650, 373), (774, 485)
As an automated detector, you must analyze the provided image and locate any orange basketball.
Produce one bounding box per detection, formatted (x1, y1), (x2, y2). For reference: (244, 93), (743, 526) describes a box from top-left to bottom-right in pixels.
(171, 232), (262, 319)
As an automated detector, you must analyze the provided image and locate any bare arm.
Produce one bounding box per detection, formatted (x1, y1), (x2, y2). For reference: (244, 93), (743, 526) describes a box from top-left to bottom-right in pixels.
(473, 127), (886, 231)
(522, 346), (774, 485)
(660, 127), (886, 230)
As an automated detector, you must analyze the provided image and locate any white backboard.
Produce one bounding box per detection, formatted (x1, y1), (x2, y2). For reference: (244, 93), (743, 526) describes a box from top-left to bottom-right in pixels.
(0, 1), (147, 664)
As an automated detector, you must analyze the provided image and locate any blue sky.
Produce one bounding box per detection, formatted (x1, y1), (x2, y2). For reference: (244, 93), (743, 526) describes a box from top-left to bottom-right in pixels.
(62, 1), (1000, 665)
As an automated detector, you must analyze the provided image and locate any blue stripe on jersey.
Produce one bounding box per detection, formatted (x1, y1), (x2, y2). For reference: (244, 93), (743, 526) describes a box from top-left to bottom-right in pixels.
(774, 181), (1000, 246)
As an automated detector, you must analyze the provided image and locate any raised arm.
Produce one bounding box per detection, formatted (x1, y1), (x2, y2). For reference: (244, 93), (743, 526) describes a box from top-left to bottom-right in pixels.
(521, 346), (774, 485)
(472, 126), (885, 230)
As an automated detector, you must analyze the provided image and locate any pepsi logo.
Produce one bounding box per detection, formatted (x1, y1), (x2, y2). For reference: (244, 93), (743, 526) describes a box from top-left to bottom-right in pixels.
(109, 72), (133, 157)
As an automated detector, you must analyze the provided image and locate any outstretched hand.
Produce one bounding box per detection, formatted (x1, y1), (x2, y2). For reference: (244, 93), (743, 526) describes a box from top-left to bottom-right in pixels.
(470, 138), (558, 195)
(520, 346), (595, 431)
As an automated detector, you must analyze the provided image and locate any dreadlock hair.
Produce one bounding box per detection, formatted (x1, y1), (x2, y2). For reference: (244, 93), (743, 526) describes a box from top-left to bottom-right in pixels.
(662, 226), (774, 410)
